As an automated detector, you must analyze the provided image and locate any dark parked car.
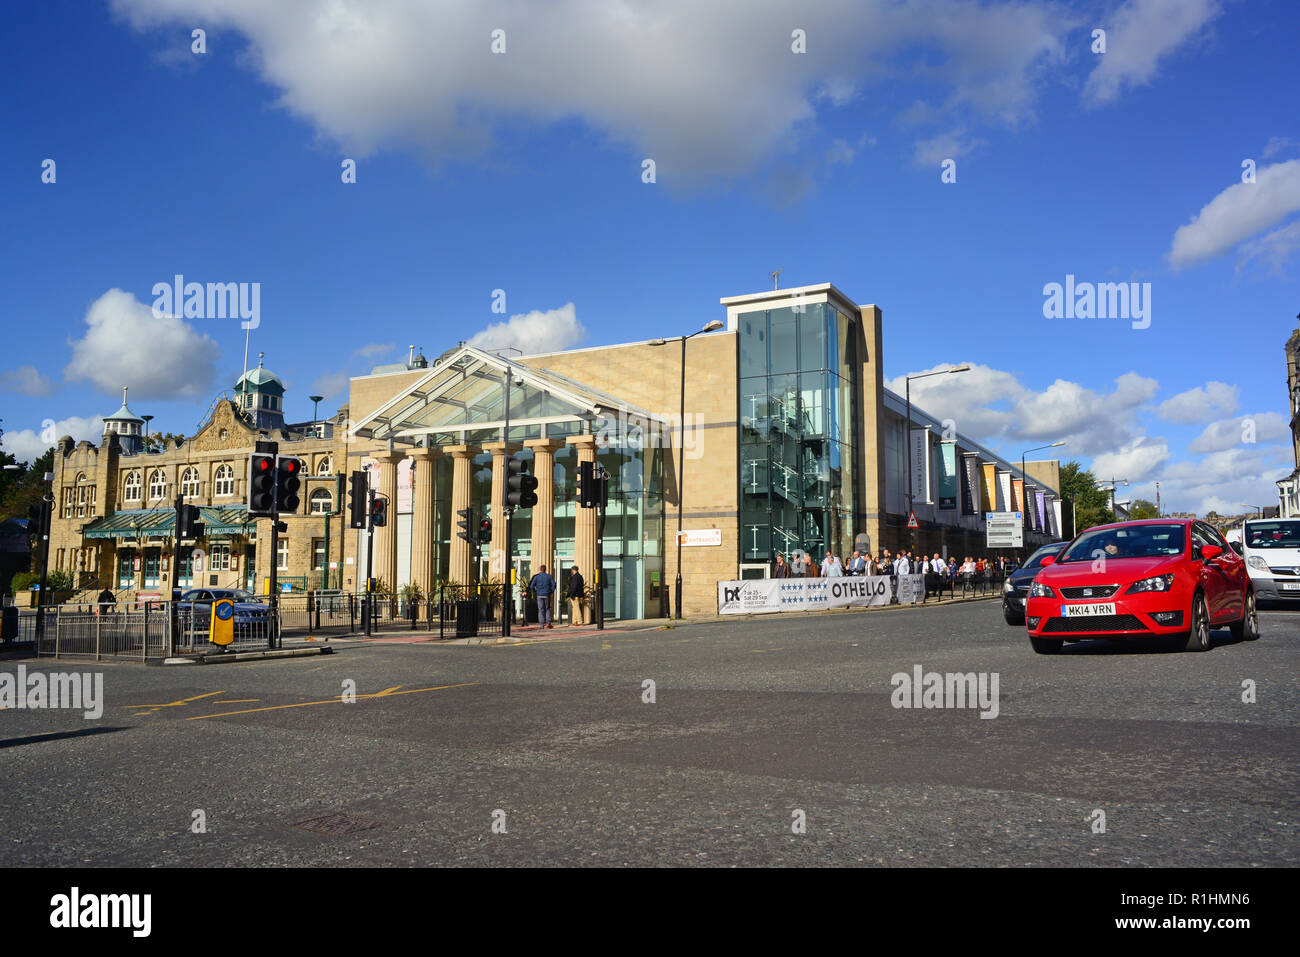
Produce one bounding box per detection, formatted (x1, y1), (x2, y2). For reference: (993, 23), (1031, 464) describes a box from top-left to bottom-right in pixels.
(1002, 542), (1067, 624)
(176, 588), (272, 639)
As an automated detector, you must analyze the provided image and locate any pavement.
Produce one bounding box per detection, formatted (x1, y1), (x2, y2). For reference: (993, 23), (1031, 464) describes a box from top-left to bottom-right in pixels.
(2, 600), (1295, 867)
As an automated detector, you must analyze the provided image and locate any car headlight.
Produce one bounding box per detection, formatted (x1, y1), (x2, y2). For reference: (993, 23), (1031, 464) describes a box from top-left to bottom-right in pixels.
(1247, 555), (1268, 570)
(1126, 573), (1175, 594)
(1029, 581), (1055, 598)
(1003, 578), (1014, 593)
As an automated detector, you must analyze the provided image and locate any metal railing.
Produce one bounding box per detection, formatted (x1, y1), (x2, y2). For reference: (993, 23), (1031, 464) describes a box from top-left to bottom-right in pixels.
(30, 598), (277, 660)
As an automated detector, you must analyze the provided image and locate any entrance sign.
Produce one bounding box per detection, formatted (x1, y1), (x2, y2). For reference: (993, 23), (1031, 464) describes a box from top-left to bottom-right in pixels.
(678, 529), (722, 546)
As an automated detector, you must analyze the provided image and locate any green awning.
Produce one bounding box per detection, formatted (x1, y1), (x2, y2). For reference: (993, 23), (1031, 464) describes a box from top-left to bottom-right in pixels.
(82, 506), (253, 539)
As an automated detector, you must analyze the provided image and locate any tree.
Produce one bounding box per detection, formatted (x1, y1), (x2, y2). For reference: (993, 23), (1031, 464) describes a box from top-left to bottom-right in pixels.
(143, 431), (187, 452)
(1128, 498), (1159, 520)
(0, 447), (55, 526)
(1058, 461), (1113, 532)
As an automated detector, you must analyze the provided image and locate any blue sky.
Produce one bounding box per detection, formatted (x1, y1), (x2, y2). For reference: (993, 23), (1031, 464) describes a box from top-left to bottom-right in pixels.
(1, 0), (1297, 515)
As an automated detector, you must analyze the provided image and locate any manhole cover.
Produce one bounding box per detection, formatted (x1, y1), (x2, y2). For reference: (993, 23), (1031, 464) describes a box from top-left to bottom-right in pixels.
(293, 813), (382, 836)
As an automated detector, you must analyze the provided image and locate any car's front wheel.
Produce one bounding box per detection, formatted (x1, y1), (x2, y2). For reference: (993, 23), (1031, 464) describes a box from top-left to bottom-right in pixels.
(1030, 636), (1062, 654)
(1177, 592), (1211, 652)
(1229, 589), (1259, 641)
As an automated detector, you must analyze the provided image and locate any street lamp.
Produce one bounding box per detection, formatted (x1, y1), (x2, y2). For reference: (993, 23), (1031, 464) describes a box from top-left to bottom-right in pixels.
(1096, 477), (1129, 518)
(309, 395), (324, 434)
(905, 366), (970, 553)
(650, 318), (725, 620)
(1021, 442), (1066, 544)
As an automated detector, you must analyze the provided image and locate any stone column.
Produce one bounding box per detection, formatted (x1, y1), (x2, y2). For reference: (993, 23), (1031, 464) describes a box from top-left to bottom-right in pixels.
(372, 450), (403, 592)
(567, 435), (598, 587)
(525, 438), (564, 575)
(483, 442), (519, 580)
(407, 448), (441, 594)
(446, 445), (480, 586)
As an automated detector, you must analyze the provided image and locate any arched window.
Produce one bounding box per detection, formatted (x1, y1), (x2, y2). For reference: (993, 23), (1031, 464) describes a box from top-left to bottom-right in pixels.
(181, 467), (200, 497)
(148, 469), (167, 501)
(214, 464), (234, 497)
(123, 471), (142, 503)
(317, 456), (333, 475)
(309, 488), (333, 515)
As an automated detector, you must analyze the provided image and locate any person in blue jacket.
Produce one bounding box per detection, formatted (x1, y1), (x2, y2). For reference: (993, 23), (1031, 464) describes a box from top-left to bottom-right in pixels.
(529, 564), (556, 629)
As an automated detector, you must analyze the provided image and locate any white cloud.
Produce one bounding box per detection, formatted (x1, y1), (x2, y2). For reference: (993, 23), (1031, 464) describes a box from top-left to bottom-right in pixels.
(1168, 159), (1300, 268)
(112, 0), (1074, 187)
(0, 365), (55, 397)
(1154, 445), (1293, 516)
(1088, 436), (1170, 483)
(2, 415), (105, 465)
(1188, 412), (1290, 454)
(912, 128), (985, 168)
(1236, 218), (1300, 278)
(1084, 0), (1222, 106)
(1155, 381), (1238, 423)
(469, 303), (585, 356)
(1263, 136), (1299, 160)
(63, 289), (222, 400)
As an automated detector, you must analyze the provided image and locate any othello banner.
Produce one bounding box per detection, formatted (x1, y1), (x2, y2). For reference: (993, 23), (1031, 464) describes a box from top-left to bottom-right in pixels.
(938, 442), (958, 510)
(717, 577), (893, 614)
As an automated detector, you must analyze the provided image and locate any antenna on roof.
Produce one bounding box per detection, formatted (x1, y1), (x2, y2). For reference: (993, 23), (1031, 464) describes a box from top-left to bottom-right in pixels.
(770, 269), (781, 290)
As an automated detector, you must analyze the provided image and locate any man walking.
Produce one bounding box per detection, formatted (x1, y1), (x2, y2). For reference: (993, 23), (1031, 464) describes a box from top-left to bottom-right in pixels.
(529, 564), (557, 629)
(566, 564), (588, 626)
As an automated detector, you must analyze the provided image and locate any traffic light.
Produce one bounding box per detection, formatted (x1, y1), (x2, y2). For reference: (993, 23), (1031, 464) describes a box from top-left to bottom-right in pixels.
(506, 454), (538, 509)
(577, 460), (596, 508)
(348, 471), (367, 529)
(479, 515), (492, 543)
(176, 501), (203, 540)
(456, 508), (474, 544)
(370, 497), (387, 527)
(276, 456), (303, 513)
(248, 451), (276, 515)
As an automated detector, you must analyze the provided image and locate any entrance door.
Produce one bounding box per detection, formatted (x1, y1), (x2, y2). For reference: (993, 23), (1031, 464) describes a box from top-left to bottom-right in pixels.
(600, 560), (620, 622)
(143, 548), (161, 588)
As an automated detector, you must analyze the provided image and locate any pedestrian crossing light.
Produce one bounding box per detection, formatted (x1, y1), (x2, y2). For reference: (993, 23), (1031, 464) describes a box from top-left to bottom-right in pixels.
(370, 497), (387, 527)
(506, 454), (538, 509)
(479, 515), (492, 543)
(248, 451), (276, 516)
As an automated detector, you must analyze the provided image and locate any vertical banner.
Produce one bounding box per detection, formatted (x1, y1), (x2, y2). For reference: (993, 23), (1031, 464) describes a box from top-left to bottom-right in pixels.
(1047, 496), (1060, 537)
(910, 428), (932, 505)
(961, 452), (981, 516)
(997, 470), (1012, 512)
(980, 462), (996, 512)
(1036, 489), (1047, 533)
(938, 441), (958, 510)
(1012, 479), (1025, 516)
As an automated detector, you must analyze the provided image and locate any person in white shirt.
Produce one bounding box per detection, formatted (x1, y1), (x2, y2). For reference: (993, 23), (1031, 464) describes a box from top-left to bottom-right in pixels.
(896, 554), (911, 575)
(931, 553), (946, 575)
(821, 552), (844, 577)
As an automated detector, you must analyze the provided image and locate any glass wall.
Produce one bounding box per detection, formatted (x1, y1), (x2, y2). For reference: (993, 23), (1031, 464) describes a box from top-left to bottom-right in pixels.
(738, 303), (858, 564)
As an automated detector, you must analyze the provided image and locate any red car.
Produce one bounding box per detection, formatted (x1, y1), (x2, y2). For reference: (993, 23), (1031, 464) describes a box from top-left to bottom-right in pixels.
(1024, 519), (1258, 654)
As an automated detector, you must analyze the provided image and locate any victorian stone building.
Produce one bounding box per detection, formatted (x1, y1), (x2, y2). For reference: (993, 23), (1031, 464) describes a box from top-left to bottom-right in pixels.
(49, 357), (346, 600)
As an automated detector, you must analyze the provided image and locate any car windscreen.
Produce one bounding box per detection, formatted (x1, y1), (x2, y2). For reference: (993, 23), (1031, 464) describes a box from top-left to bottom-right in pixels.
(1024, 544), (1065, 569)
(1244, 520), (1300, 549)
(1058, 524), (1186, 562)
(212, 589), (256, 600)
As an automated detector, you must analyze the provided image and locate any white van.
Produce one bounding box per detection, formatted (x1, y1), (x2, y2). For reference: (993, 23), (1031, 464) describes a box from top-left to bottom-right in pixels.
(1235, 518), (1300, 605)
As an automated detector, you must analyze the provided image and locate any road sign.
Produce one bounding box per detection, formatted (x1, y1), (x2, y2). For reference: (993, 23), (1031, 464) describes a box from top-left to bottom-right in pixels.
(210, 599), (235, 647)
(986, 511), (1024, 548)
(907, 511), (919, 529)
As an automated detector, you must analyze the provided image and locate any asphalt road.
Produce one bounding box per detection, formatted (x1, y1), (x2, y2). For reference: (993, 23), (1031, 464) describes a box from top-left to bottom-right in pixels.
(2, 600), (1297, 867)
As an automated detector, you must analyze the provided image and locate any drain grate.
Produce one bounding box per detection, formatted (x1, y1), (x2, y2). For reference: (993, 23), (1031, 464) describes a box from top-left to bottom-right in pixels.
(293, 813), (382, 836)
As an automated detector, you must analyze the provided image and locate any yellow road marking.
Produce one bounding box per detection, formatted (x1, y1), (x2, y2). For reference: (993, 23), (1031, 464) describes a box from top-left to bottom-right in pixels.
(125, 690), (225, 710)
(187, 682), (479, 720)
(213, 699), (260, 704)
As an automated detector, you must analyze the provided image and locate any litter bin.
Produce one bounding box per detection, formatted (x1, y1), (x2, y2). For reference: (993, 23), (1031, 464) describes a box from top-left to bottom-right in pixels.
(1, 606), (17, 644)
(455, 600), (479, 637)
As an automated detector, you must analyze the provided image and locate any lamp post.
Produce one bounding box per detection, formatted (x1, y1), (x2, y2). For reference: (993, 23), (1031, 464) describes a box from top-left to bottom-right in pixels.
(30, 471), (54, 642)
(1096, 477), (1129, 519)
(1021, 442), (1066, 545)
(309, 395), (324, 435)
(651, 318), (724, 620)
(905, 366), (970, 553)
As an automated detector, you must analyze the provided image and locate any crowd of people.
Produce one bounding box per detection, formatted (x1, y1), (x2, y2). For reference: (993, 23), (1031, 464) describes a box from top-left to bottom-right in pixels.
(772, 549), (1019, 580)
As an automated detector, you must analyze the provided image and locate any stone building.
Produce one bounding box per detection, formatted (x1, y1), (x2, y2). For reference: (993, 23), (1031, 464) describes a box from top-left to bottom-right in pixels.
(1278, 316), (1300, 518)
(339, 282), (1062, 619)
(48, 359), (347, 600)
